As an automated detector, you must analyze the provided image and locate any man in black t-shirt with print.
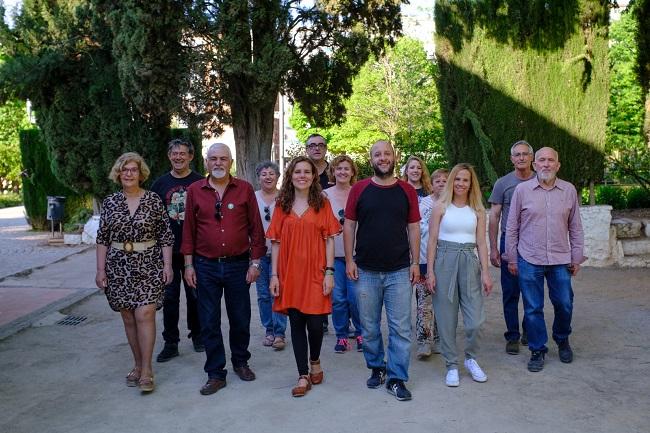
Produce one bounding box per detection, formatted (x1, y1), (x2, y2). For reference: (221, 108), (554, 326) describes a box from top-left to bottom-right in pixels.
(343, 140), (421, 401)
(152, 139), (204, 362)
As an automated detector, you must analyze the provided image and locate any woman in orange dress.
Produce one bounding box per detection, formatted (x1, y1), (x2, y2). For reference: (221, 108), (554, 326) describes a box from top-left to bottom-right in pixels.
(268, 156), (341, 397)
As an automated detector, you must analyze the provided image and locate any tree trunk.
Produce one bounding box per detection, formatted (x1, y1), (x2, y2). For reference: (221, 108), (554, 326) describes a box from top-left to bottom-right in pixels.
(230, 98), (277, 185)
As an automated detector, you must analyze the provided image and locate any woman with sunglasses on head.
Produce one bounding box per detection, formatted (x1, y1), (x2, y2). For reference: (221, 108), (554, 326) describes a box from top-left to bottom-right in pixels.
(426, 163), (493, 387)
(323, 155), (363, 353)
(253, 161), (288, 350)
(268, 156), (341, 397)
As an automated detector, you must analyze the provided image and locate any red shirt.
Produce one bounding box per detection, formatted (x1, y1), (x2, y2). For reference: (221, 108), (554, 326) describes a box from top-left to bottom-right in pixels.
(181, 176), (266, 259)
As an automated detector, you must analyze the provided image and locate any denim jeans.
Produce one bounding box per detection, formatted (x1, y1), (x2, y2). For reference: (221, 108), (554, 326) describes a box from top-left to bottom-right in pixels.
(500, 233), (526, 342)
(162, 253), (201, 344)
(194, 256), (251, 380)
(332, 257), (361, 339)
(255, 255), (287, 337)
(356, 266), (412, 382)
(517, 256), (573, 352)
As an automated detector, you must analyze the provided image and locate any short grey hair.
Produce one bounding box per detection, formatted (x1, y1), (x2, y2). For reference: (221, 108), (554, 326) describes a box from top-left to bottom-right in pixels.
(510, 140), (534, 156)
(255, 160), (280, 177)
(167, 138), (194, 155)
(205, 142), (232, 159)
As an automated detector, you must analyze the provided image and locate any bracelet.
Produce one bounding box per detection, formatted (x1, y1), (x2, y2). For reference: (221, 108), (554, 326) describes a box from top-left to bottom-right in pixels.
(184, 264), (193, 269)
(325, 266), (335, 272)
(410, 263), (419, 266)
(325, 270), (334, 276)
(271, 273), (278, 277)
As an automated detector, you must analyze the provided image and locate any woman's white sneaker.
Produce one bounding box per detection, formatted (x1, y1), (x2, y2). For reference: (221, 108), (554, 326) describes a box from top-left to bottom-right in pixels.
(464, 358), (487, 382)
(445, 369), (460, 387)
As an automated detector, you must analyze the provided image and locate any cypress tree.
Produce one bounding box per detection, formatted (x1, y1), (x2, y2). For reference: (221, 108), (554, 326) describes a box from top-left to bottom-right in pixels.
(435, 0), (609, 189)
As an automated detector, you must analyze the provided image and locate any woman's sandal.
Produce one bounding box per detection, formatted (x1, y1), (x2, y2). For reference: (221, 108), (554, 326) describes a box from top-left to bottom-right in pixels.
(138, 375), (155, 393)
(125, 368), (141, 387)
(291, 375), (312, 397)
(309, 359), (324, 385)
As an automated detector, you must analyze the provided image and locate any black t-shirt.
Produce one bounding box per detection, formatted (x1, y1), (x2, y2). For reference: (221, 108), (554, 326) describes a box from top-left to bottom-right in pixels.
(151, 171), (204, 253)
(319, 162), (331, 191)
(345, 178), (420, 272)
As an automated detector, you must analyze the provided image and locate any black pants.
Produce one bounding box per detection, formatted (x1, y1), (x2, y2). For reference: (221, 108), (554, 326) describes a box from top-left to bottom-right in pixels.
(162, 253), (201, 344)
(288, 309), (326, 376)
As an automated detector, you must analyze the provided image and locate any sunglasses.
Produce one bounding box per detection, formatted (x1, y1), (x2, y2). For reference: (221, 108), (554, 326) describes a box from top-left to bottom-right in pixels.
(264, 206), (271, 222)
(338, 208), (344, 225)
(215, 200), (223, 221)
(306, 142), (326, 150)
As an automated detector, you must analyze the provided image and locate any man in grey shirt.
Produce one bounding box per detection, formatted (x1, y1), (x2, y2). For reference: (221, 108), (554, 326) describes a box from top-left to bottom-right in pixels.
(488, 140), (535, 355)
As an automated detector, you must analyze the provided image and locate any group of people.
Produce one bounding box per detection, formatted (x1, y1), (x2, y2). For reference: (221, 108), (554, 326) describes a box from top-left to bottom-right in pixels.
(95, 134), (584, 400)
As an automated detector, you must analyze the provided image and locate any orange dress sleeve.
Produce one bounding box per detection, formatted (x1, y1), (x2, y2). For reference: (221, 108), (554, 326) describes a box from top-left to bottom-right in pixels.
(266, 207), (286, 241)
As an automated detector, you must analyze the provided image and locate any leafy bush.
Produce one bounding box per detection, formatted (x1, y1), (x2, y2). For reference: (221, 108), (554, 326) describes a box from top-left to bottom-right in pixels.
(626, 187), (650, 209)
(0, 192), (22, 208)
(595, 185), (627, 209)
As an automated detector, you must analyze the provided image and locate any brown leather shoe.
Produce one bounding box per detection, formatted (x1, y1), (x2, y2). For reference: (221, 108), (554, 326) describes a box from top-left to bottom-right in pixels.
(291, 375), (312, 397)
(309, 359), (324, 385)
(200, 378), (227, 395)
(233, 365), (256, 381)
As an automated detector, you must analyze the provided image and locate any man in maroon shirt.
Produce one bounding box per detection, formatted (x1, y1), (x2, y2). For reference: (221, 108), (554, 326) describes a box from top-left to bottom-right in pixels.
(182, 143), (266, 395)
(505, 147), (585, 373)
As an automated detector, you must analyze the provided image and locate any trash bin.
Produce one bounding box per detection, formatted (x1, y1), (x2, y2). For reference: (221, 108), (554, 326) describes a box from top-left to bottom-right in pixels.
(47, 196), (66, 221)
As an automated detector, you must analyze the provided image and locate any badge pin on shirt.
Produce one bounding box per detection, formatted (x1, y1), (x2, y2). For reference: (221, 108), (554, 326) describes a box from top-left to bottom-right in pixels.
(227, 203), (235, 210)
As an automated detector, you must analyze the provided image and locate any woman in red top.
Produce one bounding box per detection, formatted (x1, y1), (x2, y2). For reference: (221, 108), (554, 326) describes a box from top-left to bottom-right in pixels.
(267, 156), (341, 397)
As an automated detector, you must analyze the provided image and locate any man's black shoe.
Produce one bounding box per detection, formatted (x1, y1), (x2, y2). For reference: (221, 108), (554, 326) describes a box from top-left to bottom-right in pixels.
(520, 330), (528, 346)
(558, 339), (573, 363)
(527, 350), (545, 372)
(386, 379), (412, 401)
(200, 378), (226, 395)
(506, 340), (520, 355)
(156, 343), (179, 363)
(366, 367), (386, 388)
(233, 365), (256, 381)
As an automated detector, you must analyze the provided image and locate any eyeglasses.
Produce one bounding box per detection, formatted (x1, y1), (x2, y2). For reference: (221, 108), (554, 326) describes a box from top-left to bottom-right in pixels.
(306, 142), (327, 150)
(338, 209), (344, 225)
(263, 206), (271, 222)
(121, 167), (139, 174)
(512, 152), (532, 158)
(215, 200), (223, 221)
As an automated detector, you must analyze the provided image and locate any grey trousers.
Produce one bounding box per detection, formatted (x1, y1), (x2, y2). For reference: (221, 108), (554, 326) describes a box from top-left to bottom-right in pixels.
(432, 240), (486, 370)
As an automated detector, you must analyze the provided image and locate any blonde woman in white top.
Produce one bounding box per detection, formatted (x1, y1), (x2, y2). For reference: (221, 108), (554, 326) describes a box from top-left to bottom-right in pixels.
(426, 163), (493, 387)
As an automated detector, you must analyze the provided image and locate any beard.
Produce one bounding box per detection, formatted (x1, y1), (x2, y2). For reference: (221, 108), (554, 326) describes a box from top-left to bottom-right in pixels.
(211, 168), (227, 179)
(537, 170), (557, 182)
(372, 161), (395, 179)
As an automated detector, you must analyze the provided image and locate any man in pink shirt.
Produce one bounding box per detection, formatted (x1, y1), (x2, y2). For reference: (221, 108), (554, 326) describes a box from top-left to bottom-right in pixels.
(505, 147), (585, 373)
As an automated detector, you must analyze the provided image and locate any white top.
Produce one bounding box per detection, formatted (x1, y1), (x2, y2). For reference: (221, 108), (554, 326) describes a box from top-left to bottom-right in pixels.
(326, 191), (347, 257)
(255, 190), (276, 254)
(418, 195), (436, 264)
(438, 204), (477, 244)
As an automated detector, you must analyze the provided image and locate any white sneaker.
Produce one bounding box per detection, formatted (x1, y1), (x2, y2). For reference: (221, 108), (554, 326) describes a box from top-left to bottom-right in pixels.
(464, 358), (487, 382)
(445, 369), (459, 387)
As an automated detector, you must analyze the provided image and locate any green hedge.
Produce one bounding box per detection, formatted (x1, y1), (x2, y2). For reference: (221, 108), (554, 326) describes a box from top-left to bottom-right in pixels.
(0, 192), (22, 208)
(581, 185), (650, 209)
(19, 129), (89, 230)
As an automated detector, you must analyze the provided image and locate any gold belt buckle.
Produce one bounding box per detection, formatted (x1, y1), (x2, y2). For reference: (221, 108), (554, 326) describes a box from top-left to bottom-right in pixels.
(123, 241), (134, 253)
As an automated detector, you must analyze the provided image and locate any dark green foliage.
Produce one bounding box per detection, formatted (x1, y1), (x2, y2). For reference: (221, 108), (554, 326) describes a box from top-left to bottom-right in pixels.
(635, 0), (650, 92)
(435, 0), (609, 188)
(596, 185), (627, 209)
(187, 0), (403, 182)
(626, 186), (650, 208)
(19, 129), (88, 230)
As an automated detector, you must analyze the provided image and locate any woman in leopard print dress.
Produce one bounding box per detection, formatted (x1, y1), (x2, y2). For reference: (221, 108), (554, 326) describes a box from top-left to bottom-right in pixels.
(96, 152), (174, 393)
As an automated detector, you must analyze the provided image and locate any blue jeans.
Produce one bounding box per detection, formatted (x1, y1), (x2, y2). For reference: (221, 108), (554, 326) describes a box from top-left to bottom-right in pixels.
(356, 266), (412, 382)
(255, 255), (287, 337)
(332, 258), (361, 339)
(517, 256), (573, 352)
(500, 233), (526, 342)
(162, 253), (201, 344)
(194, 256), (251, 380)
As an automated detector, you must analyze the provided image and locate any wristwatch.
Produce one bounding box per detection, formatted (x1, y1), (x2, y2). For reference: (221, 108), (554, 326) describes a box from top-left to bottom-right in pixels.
(250, 262), (261, 270)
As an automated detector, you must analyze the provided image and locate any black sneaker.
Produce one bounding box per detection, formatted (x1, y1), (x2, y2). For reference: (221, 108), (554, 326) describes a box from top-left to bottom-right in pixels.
(386, 379), (412, 401)
(527, 350), (545, 372)
(558, 339), (573, 363)
(156, 343), (179, 362)
(506, 340), (519, 355)
(366, 367), (386, 388)
(520, 330), (528, 346)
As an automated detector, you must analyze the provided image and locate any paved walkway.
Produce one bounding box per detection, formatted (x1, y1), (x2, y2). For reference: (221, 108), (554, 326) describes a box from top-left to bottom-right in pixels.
(0, 239), (648, 432)
(0, 206), (93, 339)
